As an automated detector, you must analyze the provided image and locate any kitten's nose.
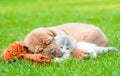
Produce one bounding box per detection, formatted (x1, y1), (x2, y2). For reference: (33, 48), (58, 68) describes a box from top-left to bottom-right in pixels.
(61, 49), (66, 52)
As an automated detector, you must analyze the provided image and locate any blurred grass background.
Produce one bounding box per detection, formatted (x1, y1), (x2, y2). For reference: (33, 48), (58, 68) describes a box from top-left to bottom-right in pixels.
(0, 0), (120, 76)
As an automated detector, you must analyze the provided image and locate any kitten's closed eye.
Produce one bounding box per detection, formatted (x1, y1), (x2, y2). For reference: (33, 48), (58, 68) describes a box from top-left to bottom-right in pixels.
(60, 46), (63, 49)
(66, 48), (69, 50)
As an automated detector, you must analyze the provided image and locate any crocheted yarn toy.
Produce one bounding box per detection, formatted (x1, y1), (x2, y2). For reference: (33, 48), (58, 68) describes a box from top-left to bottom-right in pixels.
(23, 54), (52, 64)
(1, 42), (52, 64)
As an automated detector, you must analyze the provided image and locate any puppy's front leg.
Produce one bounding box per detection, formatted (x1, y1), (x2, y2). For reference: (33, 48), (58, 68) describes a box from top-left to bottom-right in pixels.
(71, 48), (89, 60)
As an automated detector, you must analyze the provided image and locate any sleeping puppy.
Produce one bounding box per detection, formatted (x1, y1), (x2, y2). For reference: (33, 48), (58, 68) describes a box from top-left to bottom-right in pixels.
(24, 23), (109, 59)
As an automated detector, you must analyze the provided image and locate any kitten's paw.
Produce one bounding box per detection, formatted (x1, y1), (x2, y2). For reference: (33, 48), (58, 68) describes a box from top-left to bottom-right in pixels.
(54, 58), (64, 62)
(89, 52), (97, 59)
(90, 55), (97, 59)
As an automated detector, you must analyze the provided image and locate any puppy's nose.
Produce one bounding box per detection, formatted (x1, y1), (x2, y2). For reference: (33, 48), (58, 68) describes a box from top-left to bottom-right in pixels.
(57, 52), (64, 58)
(51, 49), (56, 54)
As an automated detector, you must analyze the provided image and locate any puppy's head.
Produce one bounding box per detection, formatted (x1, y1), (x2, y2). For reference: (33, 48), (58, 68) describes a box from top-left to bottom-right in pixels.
(23, 28), (64, 58)
(24, 29), (55, 53)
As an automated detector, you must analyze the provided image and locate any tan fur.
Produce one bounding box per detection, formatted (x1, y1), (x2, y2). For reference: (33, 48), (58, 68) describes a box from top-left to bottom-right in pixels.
(71, 48), (88, 60)
(56, 23), (109, 46)
(24, 23), (109, 59)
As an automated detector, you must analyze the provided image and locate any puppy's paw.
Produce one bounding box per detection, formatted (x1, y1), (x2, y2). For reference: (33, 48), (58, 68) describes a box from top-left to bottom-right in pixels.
(80, 50), (89, 55)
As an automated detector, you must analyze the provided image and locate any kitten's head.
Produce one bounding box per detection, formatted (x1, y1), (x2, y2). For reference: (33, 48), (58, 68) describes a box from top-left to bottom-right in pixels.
(55, 35), (77, 53)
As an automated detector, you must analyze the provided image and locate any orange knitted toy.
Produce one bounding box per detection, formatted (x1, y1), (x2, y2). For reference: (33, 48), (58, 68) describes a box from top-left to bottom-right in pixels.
(1, 42), (52, 64)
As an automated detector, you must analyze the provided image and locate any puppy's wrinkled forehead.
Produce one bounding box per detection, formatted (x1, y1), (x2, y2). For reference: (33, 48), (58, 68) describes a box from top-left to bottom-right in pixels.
(24, 32), (55, 53)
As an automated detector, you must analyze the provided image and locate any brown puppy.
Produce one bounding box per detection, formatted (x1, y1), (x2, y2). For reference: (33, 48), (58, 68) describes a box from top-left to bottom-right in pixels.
(24, 23), (109, 59)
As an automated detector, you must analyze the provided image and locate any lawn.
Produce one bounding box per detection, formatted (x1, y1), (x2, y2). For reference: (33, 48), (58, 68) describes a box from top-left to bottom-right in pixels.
(0, 0), (120, 76)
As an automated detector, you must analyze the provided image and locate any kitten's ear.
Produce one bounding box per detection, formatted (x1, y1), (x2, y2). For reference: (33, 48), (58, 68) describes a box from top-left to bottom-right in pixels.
(54, 36), (58, 41)
(54, 36), (60, 44)
(54, 35), (61, 41)
(73, 39), (77, 44)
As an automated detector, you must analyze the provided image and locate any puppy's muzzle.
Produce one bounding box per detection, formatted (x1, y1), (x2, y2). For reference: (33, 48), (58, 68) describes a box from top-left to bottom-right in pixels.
(50, 49), (64, 58)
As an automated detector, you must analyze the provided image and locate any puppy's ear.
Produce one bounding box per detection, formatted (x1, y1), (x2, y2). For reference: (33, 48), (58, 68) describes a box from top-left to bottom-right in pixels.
(20, 42), (27, 49)
(18, 42), (31, 53)
(23, 46), (28, 50)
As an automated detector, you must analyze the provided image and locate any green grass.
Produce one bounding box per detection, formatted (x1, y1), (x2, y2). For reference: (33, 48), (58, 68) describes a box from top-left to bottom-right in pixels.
(0, 0), (120, 76)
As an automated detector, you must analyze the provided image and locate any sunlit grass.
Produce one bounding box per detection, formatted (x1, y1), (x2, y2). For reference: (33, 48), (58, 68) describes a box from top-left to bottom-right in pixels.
(0, 0), (120, 76)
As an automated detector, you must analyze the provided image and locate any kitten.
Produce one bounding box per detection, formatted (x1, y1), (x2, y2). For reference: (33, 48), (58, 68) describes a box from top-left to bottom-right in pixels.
(54, 35), (76, 62)
(54, 35), (117, 62)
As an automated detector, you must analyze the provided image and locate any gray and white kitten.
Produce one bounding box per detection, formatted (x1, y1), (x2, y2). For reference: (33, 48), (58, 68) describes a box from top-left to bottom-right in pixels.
(54, 35), (117, 62)
(54, 35), (76, 62)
